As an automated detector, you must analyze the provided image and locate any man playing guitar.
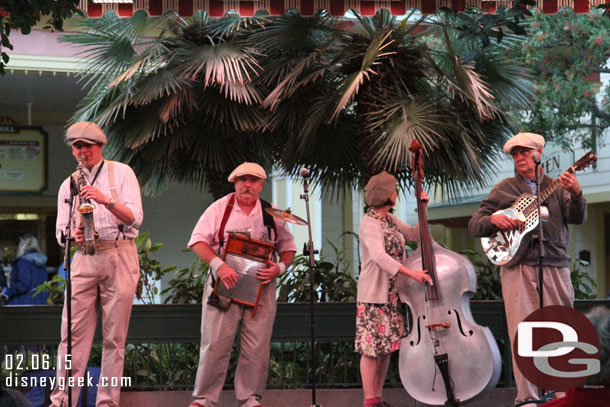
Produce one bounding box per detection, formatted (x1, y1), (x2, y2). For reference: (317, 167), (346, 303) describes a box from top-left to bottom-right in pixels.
(468, 132), (588, 406)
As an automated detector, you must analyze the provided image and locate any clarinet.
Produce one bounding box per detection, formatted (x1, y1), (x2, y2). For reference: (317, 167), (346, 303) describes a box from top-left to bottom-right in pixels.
(77, 155), (98, 255)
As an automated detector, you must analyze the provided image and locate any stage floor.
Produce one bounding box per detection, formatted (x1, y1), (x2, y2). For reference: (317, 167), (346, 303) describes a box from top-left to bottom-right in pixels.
(120, 387), (520, 407)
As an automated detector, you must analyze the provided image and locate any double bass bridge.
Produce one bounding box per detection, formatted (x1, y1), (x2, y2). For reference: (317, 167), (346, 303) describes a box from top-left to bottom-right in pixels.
(425, 322), (451, 331)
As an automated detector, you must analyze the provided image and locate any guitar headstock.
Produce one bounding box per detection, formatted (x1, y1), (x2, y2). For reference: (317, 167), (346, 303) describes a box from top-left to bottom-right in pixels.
(572, 151), (598, 172)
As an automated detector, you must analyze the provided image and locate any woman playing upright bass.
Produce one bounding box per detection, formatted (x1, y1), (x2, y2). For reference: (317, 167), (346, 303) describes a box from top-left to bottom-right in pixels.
(355, 171), (432, 407)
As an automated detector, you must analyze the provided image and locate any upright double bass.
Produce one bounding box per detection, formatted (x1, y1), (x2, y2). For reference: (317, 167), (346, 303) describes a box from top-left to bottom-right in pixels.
(397, 140), (501, 406)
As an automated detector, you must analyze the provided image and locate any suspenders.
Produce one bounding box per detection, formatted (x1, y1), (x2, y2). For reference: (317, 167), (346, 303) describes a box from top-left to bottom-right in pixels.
(217, 195), (277, 250)
(71, 160), (124, 239)
(107, 161), (125, 239)
(210, 195), (278, 288)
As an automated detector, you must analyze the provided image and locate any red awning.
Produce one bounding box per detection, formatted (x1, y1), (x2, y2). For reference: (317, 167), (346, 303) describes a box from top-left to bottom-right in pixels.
(80, 0), (604, 18)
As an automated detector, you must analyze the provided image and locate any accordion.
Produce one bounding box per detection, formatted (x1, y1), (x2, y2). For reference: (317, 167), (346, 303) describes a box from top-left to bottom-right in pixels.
(214, 233), (275, 317)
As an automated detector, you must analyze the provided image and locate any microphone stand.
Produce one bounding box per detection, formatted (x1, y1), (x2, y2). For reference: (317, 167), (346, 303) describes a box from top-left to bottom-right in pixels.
(533, 162), (545, 309)
(533, 160), (547, 399)
(299, 173), (321, 407)
(61, 180), (78, 407)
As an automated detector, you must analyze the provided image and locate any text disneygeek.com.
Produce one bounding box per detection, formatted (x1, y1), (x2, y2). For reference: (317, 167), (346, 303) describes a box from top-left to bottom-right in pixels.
(5, 371), (132, 389)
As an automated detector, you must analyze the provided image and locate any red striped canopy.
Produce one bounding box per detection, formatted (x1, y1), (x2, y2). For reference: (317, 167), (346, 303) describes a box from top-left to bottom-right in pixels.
(80, 0), (605, 18)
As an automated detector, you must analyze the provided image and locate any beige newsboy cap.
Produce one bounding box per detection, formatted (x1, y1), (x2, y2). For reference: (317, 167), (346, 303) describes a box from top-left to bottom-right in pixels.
(365, 171), (396, 207)
(66, 122), (107, 145)
(503, 132), (545, 154)
(228, 162), (267, 183)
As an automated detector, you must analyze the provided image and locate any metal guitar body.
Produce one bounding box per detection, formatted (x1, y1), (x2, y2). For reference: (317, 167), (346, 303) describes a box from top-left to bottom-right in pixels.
(480, 193), (540, 267)
(480, 150), (597, 266)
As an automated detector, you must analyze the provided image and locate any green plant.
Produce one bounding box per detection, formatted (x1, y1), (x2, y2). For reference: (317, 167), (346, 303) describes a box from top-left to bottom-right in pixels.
(571, 259), (597, 299)
(278, 239), (357, 303)
(160, 253), (208, 304)
(136, 231), (176, 304)
(502, 8), (610, 150)
(32, 246), (77, 304)
(33, 273), (66, 305)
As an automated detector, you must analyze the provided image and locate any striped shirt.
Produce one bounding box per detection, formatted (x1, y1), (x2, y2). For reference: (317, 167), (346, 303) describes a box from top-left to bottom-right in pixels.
(56, 159), (143, 245)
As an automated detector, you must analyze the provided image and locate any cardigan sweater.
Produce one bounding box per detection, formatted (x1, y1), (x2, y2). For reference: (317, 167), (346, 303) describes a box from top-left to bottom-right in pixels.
(357, 213), (419, 304)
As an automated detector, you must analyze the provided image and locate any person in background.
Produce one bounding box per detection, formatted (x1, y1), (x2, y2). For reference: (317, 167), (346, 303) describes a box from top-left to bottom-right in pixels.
(356, 171), (432, 407)
(1, 234), (49, 305)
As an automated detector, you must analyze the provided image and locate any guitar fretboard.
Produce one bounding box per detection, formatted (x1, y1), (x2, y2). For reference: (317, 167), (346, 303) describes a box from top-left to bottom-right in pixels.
(522, 167), (576, 217)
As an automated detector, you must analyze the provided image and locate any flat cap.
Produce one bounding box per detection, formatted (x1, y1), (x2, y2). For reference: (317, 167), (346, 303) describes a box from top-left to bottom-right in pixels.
(228, 162), (267, 183)
(66, 122), (107, 145)
(365, 171), (396, 207)
(503, 132), (545, 154)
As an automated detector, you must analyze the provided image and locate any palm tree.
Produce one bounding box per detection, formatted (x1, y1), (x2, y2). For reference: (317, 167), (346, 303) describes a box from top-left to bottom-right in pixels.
(63, 10), (273, 197)
(256, 8), (535, 195)
(62, 7), (535, 198)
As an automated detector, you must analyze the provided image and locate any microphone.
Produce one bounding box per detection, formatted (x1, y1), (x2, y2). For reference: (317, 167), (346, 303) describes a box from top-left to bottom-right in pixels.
(299, 168), (310, 178)
(532, 153), (541, 165)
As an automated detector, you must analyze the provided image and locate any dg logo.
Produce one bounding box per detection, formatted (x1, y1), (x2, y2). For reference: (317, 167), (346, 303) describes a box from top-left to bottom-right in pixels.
(514, 305), (601, 390)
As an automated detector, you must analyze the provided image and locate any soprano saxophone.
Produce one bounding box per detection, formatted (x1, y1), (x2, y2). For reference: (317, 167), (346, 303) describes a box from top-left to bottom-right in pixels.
(77, 155), (98, 255)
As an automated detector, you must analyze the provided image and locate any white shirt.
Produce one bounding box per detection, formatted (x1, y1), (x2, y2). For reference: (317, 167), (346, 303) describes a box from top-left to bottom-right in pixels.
(56, 159), (143, 244)
(188, 193), (297, 256)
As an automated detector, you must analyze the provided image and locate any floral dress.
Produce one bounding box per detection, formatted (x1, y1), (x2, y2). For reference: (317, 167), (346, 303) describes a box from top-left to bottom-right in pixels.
(355, 208), (407, 357)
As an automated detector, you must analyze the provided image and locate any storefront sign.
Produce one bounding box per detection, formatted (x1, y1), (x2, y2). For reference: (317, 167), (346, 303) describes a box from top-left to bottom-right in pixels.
(0, 126), (47, 193)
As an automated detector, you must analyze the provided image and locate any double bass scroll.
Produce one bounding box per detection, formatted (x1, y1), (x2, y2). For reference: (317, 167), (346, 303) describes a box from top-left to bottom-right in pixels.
(396, 139), (502, 406)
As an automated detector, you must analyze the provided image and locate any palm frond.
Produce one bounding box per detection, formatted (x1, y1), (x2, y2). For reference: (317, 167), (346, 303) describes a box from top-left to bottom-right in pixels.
(365, 98), (449, 172)
(332, 29), (395, 118)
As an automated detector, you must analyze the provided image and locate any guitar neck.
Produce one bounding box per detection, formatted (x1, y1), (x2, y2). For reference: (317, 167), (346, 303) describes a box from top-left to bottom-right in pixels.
(525, 167), (575, 214)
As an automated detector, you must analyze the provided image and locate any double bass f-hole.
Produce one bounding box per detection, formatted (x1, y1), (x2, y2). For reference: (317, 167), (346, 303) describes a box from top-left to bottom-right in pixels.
(397, 139), (502, 407)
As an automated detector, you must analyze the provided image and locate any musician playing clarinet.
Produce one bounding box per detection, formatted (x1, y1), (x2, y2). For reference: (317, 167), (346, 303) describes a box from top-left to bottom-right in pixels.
(187, 162), (296, 407)
(52, 121), (143, 407)
(468, 132), (587, 406)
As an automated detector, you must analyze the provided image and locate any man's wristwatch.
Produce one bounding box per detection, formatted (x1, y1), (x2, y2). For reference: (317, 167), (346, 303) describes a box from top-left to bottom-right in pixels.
(107, 198), (116, 209)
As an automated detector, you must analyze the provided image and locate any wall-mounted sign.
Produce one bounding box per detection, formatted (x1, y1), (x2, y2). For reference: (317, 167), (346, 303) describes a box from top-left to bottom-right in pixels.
(0, 125), (47, 193)
(541, 142), (575, 179)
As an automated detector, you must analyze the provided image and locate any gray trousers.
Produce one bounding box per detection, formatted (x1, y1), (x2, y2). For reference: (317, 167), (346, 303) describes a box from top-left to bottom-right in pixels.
(192, 279), (277, 407)
(500, 264), (574, 404)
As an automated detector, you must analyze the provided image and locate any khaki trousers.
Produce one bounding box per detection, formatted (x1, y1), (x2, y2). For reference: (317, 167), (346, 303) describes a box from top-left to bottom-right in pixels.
(192, 279), (277, 407)
(50, 240), (140, 407)
(500, 264), (574, 405)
